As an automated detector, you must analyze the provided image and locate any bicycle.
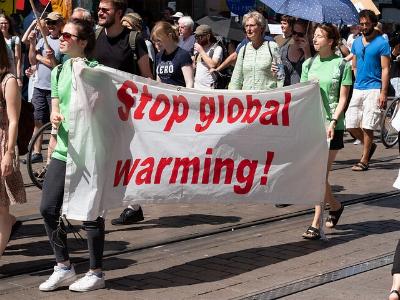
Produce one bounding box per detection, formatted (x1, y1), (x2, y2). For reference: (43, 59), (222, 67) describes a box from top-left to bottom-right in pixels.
(26, 122), (53, 189)
(380, 97), (400, 148)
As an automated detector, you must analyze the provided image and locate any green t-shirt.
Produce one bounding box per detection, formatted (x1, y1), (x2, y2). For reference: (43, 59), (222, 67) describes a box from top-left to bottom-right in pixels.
(51, 58), (98, 162)
(300, 54), (352, 130)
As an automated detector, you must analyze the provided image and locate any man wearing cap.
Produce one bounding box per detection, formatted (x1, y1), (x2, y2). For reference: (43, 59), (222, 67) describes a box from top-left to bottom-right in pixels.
(27, 12), (63, 163)
(172, 11), (183, 25)
(193, 24), (223, 89)
(178, 16), (195, 55)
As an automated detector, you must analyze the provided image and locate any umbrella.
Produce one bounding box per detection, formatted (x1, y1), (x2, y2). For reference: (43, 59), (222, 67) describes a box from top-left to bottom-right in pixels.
(259, 0), (360, 25)
(196, 16), (244, 41)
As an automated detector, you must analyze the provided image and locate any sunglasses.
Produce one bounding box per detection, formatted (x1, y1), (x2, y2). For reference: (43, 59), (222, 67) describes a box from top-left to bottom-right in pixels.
(292, 30), (305, 37)
(195, 34), (205, 39)
(97, 7), (111, 14)
(60, 32), (80, 41)
(362, 46), (366, 60)
(46, 20), (58, 26)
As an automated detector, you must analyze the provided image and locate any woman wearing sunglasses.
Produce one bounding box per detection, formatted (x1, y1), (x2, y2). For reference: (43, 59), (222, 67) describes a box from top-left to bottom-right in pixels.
(38, 18), (105, 293)
(300, 23), (352, 240)
(279, 19), (311, 87)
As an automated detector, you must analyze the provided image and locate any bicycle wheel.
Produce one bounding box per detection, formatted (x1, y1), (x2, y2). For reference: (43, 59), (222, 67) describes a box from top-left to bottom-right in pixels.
(380, 98), (400, 148)
(26, 122), (52, 189)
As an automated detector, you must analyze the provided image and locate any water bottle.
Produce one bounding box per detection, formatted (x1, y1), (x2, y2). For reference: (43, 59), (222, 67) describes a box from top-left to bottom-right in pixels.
(275, 55), (285, 81)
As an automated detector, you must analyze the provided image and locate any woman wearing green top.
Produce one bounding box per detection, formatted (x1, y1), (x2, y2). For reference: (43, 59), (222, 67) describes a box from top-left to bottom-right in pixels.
(228, 11), (283, 90)
(300, 23), (352, 240)
(39, 18), (105, 293)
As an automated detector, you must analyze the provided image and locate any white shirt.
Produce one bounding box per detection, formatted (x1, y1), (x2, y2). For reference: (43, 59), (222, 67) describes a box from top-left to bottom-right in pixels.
(194, 44), (223, 89)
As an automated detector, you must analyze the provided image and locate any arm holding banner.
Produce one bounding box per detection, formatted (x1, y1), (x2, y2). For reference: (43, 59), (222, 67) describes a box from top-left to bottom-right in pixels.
(228, 46), (244, 90)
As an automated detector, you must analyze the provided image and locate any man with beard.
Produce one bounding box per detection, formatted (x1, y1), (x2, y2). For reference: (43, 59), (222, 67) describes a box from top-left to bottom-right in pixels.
(345, 9), (391, 171)
(193, 25), (223, 89)
(93, 0), (152, 225)
(93, 0), (152, 77)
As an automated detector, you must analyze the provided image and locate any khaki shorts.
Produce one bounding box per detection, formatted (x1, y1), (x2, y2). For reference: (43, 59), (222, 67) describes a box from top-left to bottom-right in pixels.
(345, 89), (382, 130)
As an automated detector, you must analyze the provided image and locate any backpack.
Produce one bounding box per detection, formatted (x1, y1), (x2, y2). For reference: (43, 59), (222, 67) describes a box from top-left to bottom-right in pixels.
(209, 40), (230, 89)
(95, 27), (139, 75)
(0, 73), (34, 155)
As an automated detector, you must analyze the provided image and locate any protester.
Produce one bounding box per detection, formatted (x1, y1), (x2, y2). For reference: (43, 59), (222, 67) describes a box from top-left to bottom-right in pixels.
(193, 24), (223, 89)
(177, 16), (195, 55)
(71, 7), (94, 26)
(172, 11), (183, 26)
(94, 0), (152, 226)
(0, 14), (22, 87)
(38, 18), (105, 292)
(274, 14), (295, 47)
(229, 11), (282, 90)
(300, 23), (352, 239)
(0, 30), (26, 259)
(161, 7), (174, 24)
(347, 24), (360, 50)
(121, 12), (155, 69)
(390, 240), (400, 300)
(152, 21), (194, 87)
(279, 18), (311, 87)
(26, 12), (63, 164)
(345, 9), (391, 172)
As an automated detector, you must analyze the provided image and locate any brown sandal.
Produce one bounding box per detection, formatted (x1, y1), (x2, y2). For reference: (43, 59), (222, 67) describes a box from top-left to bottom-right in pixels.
(352, 162), (368, 171)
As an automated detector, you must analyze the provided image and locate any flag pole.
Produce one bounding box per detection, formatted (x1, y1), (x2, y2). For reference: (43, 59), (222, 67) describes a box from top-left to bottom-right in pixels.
(28, 0), (50, 49)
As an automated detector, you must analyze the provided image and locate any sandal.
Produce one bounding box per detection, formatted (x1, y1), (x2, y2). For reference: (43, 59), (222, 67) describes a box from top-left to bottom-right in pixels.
(302, 226), (321, 240)
(390, 290), (400, 300)
(352, 162), (368, 171)
(368, 143), (377, 162)
(325, 203), (344, 228)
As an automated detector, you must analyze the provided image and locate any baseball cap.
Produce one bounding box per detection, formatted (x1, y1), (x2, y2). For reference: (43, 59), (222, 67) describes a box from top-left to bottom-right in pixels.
(172, 12), (184, 19)
(45, 12), (63, 22)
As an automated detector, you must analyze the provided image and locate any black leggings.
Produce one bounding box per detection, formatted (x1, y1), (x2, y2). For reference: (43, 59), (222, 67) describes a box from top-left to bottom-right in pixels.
(40, 158), (105, 269)
(393, 240), (400, 275)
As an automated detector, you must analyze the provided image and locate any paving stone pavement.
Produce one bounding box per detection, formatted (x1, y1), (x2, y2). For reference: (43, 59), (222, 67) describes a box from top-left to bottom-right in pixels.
(0, 134), (399, 299)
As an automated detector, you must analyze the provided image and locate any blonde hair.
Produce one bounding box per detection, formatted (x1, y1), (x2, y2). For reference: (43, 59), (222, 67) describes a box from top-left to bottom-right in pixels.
(151, 21), (179, 43)
(242, 11), (266, 32)
(121, 13), (142, 31)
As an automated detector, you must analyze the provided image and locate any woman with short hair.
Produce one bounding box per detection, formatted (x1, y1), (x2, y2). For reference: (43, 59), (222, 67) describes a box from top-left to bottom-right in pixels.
(228, 11), (282, 90)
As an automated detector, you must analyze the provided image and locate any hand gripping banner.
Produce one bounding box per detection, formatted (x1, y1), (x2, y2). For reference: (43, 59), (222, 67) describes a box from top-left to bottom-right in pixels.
(63, 61), (328, 221)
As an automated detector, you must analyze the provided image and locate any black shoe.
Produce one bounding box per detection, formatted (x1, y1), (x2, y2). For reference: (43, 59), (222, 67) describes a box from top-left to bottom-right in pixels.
(275, 204), (292, 208)
(22, 153), (43, 164)
(111, 207), (144, 225)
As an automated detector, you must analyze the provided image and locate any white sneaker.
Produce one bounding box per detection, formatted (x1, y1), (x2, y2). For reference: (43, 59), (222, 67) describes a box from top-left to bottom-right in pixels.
(39, 265), (77, 291)
(353, 139), (362, 145)
(69, 271), (105, 292)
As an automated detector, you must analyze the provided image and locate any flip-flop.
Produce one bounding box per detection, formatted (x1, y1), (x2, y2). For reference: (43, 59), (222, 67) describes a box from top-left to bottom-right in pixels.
(326, 203), (344, 228)
(8, 220), (22, 243)
(368, 143), (377, 162)
(352, 162), (368, 171)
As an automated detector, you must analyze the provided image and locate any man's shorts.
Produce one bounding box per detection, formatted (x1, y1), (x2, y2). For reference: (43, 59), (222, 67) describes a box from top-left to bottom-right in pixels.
(32, 87), (51, 123)
(345, 89), (382, 130)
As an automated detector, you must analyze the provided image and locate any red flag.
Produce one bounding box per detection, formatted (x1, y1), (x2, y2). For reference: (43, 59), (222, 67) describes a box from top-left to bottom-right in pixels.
(16, 0), (25, 10)
(39, 0), (50, 5)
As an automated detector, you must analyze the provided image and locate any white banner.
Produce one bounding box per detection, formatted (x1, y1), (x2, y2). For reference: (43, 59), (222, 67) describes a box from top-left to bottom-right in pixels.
(63, 61), (328, 221)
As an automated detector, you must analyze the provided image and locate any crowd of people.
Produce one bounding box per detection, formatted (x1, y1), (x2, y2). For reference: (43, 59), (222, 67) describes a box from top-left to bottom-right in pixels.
(0, 0), (400, 297)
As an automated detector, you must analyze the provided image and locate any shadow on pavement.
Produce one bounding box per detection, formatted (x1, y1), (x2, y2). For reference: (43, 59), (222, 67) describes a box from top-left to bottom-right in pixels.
(106, 214), (242, 234)
(107, 219), (400, 291)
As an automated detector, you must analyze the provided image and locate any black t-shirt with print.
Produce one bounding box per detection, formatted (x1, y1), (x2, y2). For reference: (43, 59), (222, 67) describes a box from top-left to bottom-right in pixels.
(93, 27), (148, 75)
(156, 47), (192, 87)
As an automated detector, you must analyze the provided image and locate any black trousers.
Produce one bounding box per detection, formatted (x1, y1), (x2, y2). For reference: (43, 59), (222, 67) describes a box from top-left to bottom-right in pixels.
(40, 158), (105, 269)
(393, 240), (400, 275)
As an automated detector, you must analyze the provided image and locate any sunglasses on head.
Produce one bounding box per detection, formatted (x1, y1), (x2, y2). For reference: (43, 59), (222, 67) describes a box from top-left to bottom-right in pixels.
(61, 32), (80, 41)
(292, 30), (305, 37)
(46, 20), (58, 26)
(97, 7), (110, 14)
